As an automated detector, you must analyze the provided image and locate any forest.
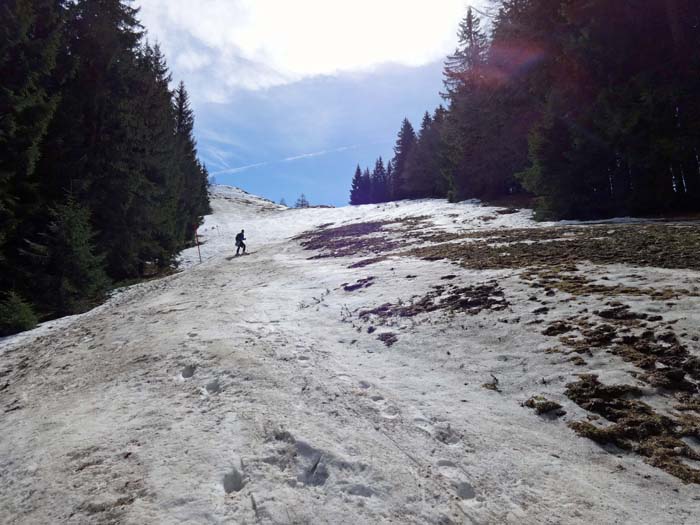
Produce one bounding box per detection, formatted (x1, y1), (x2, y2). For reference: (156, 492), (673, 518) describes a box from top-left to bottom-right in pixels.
(0, 0), (210, 335)
(351, 0), (700, 222)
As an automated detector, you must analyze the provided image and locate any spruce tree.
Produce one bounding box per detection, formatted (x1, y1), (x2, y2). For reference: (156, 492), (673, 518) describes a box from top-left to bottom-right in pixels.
(295, 194), (310, 208)
(0, 0), (214, 329)
(131, 43), (181, 269)
(360, 168), (372, 204)
(172, 82), (211, 245)
(385, 161), (394, 199)
(27, 198), (108, 316)
(369, 157), (388, 204)
(33, 0), (147, 278)
(442, 7), (489, 102)
(349, 165), (364, 205)
(390, 119), (417, 201)
(0, 291), (38, 336)
(0, 0), (64, 296)
(402, 112), (444, 199)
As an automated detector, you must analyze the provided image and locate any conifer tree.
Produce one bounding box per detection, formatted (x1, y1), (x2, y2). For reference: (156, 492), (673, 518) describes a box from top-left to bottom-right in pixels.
(349, 165), (364, 205)
(361, 168), (372, 203)
(27, 198), (108, 316)
(0, 0), (212, 332)
(0, 0), (64, 295)
(442, 6), (489, 102)
(349, 0), (700, 217)
(170, 82), (211, 251)
(131, 43), (181, 269)
(370, 157), (389, 204)
(402, 112), (444, 199)
(0, 291), (38, 336)
(295, 194), (310, 208)
(385, 161), (394, 198)
(390, 119), (417, 201)
(32, 0), (148, 278)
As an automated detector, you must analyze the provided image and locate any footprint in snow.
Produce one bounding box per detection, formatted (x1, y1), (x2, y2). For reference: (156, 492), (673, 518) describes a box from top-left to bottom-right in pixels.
(223, 467), (246, 494)
(437, 461), (477, 501)
(359, 382), (400, 420)
(206, 379), (222, 394)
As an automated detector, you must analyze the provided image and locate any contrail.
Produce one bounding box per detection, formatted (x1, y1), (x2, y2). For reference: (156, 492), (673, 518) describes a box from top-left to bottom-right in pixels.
(212, 144), (360, 176)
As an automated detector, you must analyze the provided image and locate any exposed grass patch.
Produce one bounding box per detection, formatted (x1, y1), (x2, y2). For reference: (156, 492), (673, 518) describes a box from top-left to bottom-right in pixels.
(566, 375), (700, 484)
(409, 223), (700, 273)
(295, 221), (404, 259)
(523, 396), (566, 416)
(342, 277), (375, 292)
(358, 282), (508, 321)
(482, 375), (501, 392)
(348, 256), (389, 269)
(377, 332), (398, 347)
(522, 269), (693, 301)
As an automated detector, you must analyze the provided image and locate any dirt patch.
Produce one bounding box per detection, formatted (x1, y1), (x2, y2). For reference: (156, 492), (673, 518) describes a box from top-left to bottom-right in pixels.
(522, 269), (690, 301)
(523, 396), (566, 417)
(482, 375), (501, 393)
(377, 333), (398, 347)
(539, 301), (699, 396)
(358, 283), (508, 321)
(348, 256), (389, 269)
(296, 216), (435, 260)
(615, 330), (700, 387)
(295, 221), (404, 259)
(408, 223), (700, 273)
(566, 375), (700, 484)
(343, 277), (375, 292)
(542, 321), (574, 337)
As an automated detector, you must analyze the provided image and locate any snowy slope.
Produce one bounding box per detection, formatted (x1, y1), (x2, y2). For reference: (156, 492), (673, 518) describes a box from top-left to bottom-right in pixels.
(1, 186), (698, 524)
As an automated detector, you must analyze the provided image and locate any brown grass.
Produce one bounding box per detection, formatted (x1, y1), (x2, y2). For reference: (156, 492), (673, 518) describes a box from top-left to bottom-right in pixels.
(566, 375), (700, 484)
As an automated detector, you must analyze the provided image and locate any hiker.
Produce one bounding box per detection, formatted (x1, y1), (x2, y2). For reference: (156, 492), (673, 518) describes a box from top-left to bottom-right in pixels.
(235, 229), (246, 256)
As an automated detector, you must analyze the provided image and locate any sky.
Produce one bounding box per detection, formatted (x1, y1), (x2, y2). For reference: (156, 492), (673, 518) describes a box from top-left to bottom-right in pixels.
(137, 1), (489, 206)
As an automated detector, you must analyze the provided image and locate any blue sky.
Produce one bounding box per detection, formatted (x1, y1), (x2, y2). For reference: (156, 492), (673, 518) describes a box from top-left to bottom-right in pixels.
(137, 1), (488, 206)
(196, 62), (445, 205)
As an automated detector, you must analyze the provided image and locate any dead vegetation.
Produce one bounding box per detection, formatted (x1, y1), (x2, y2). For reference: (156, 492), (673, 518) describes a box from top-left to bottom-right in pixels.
(348, 256), (389, 269)
(521, 268), (693, 301)
(482, 375), (501, 393)
(377, 333), (398, 347)
(295, 216), (435, 260)
(358, 282), (508, 321)
(536, 295), (700, 482)
(566, 375), (700, 483)
(523, 396), (566, 417)
(540, 302), (700, 396)
(295, 221), (405, 259)
(409, 224), (700, 273)
(342, 277), (375, 292)
(296, 216), (700, 483)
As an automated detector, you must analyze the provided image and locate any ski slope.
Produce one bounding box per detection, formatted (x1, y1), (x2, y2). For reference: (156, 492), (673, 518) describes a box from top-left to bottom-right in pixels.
(1, 186), (698, 524)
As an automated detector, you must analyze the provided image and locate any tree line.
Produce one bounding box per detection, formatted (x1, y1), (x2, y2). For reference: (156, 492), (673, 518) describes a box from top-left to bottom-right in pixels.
(0, 0), (211, 335)
(350, 0), (700, 221)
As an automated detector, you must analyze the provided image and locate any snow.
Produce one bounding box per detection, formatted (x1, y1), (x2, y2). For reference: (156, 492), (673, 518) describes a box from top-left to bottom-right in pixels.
(1, 185), (698, 524)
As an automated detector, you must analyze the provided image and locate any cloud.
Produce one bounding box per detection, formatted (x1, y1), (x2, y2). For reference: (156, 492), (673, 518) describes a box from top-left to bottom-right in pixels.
(136, 0), (487, 102)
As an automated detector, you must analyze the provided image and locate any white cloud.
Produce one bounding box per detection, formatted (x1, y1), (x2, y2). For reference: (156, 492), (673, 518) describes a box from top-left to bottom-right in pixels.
(136, 0), (486, 101)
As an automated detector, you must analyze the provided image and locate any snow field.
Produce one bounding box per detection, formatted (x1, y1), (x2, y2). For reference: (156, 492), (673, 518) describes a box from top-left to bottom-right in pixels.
(1, 185), (698, 524)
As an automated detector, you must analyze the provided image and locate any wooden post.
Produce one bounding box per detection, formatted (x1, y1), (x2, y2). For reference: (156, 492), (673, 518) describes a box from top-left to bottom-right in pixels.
(195, 226), (202, 263)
